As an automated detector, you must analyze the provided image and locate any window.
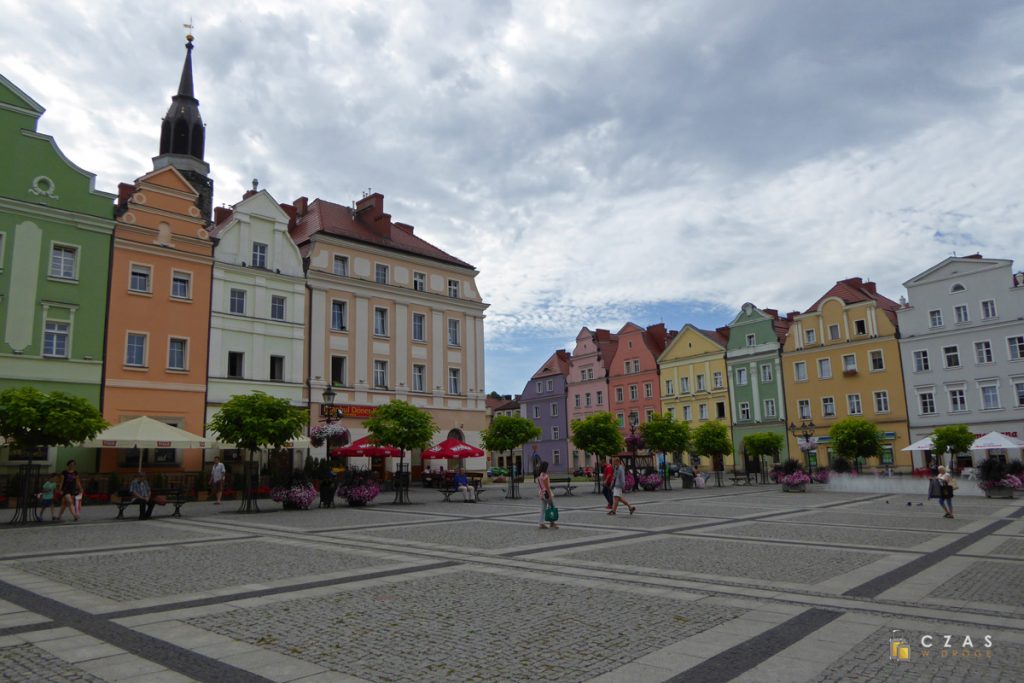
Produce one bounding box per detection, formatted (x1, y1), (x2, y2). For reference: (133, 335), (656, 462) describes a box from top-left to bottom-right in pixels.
(805, 328), (816, 344)
(954, 304), (969, 324)
(331, 301), (347, 331)
(918, 392), (936, 415)
(869, 350), (884, 371)
(764, 398), (776, 417)
(168, 338), (187, 370)
(412, 313), (426, 341)
(331, 356), (347, 386)
(333, 255), (349, 276)
(822, 397), (836, 418)
(550, 402), (558, 417)
(667, 407), (675, 419)
(798, 399), (811, 419)
(49, 245), (77, 279)
(448, 279), (459, 298)
(536, 381), (543, 393)
(975, 341), (993, 364)
(448, 319), (460, 346)
(412, 364), (425, 392)
(448, 368), (461, 394)
(817, 358), (832, 379)
(644, 383), (653, 399)
(980, 384), (1000, 410)
(713, 371), (723, 389)
(699, 404), (708, 420)
(229, 289), (246, 314)
(854, 319), (867, 335)
(981, 300), (997, 319)
(716, 402), (726, 419)
(374, 308), (388, 336)
(683, 406), (692, 421)
(746, 333), (756, 347)
(949, 388), (966, 412)
(129, 264), (151, 293)
(794, 362), (807, 381)
(228, 351), (244, 378)
(615, 387), (623, 402)
(533, 405), (541, 418)
(270, 295), (286, 321)
(574, 395), (582, 408)
(375, 264), (388, 284)
(269, 355), (284, 381)
(617, 412), (625, 427)
(681, 377), (690, 393)
(828, 324), (840, 340)
(665, 379), (674, 395)
(126, 333), (146, 367)
(760, 364), (773, 383)
(43, 321), (69, 358)
(842, 354), (857, 372)
(736, 367), (748, 385)
(596, 391), (603, 405)
(696, 374), (705, 391)
(552, 426), (560, 440)
(874, 390), (889, 413)
(929, 310), (943, 328)
(631, 360), (640, 373)
(647, 409), (655, 423)
(413, 271), (426, 291)
(1014, 381), (1024, 408)
(373, 360), (388, 388)
(584, 392), (592, 407)
(739, 402), (750, 420)
(847, 394), (862, 415)
(546, 379), (553, 391)
(1010, 336), (1024, 361)
(943, 345), (960, 368)
(171, 271), (191, 299)
(913, 350), (930, 372)
(251, 242), (268, 268)
(951, 283), (965, 292)
(629, 384), (638, 400)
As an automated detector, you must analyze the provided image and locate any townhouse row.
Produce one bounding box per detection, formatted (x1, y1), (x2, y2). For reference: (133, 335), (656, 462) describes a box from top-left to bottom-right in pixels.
(517, 265), (1024, 474)
(0, 39), (488, 476)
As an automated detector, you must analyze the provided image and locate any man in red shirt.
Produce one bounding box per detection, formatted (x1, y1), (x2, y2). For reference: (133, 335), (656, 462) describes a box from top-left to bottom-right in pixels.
(601, 460), (614, 509)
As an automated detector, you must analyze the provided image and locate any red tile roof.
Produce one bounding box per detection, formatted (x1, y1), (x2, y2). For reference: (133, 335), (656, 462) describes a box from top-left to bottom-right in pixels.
(804, 277), (901, 325)
(531, 349), (572, 379)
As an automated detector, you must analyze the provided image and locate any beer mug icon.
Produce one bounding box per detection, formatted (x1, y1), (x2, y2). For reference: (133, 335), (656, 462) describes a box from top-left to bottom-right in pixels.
(890, 630), (910, 661)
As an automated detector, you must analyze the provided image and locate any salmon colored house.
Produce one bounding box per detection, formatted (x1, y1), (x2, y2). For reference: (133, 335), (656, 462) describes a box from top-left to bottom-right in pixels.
(607, 322), (675, 434)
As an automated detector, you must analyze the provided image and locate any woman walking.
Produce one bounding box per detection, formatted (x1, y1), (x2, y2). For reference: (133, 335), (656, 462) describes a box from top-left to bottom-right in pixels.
(937, 465), (955, 518)
(609, 457), (636, 516)
(536, 461), (558, 529)
(56, 460), (82, 522)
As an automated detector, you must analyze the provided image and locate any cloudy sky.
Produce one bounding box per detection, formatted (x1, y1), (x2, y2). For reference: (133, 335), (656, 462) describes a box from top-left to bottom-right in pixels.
(3, 1), (1023, 395)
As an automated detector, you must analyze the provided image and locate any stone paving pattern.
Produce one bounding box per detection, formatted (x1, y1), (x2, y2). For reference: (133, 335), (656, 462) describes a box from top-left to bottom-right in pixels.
(939, 560), (1024, 608)
(713, 520), (940, 549)
(0, 643), (106, 682)
(332, 519), (610, 551)
(0, 521), (238, 557)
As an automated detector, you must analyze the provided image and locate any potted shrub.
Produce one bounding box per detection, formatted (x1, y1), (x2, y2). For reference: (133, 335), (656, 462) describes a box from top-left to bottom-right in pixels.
(343, 481), (381, 506)
(271, 483), (318, 509)
(779, 459), (810, 492)
(977, 457), (1022, 499)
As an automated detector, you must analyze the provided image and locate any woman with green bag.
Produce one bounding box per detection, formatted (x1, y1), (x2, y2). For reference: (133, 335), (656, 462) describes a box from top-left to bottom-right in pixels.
(536, 461), (558, 529)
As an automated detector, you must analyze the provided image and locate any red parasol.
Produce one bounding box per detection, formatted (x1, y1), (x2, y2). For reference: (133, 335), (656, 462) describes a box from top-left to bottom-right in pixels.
(421, 438), (485, 459)
(330, 435), (402, 459)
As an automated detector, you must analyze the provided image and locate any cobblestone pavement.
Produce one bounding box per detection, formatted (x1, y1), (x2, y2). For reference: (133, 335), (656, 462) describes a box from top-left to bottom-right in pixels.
(0, 483), (1021, 683)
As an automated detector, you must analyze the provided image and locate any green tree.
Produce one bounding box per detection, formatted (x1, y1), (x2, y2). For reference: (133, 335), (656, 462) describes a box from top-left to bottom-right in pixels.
(829, 417), (882, 466)
(638, 413), (690, 463)
(208, 391), (308, 513)
(0, 387), (107, 455)
(932, 424), (974, 459)
(742, 432), (785, 463)
(570, 412), (626, 463)
(691, 421), (733, 471)
(363, 400), (438, 453)
(482, 414), (542, 480)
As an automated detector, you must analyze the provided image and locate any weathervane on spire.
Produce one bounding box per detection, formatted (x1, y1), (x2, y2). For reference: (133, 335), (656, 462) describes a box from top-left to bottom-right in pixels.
(183, 18), (195, 43)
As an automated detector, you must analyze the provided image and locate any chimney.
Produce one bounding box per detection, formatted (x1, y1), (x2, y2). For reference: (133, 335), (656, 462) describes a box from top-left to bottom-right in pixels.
(764, 308), (778, 318)
(355, 192), (392, 238)
(118, 182), (134, 207)
(863, 281), (877, 295)
(293, 196), (308, 217)
(394, 222), (415, 235)
(844, 276), (864, 288)
(213, 206), (233, 225)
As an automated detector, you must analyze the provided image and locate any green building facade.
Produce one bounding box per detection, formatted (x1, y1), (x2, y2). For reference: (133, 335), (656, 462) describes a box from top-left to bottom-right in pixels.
(725, 303), (791, 468)
(0, 74), (114, 467)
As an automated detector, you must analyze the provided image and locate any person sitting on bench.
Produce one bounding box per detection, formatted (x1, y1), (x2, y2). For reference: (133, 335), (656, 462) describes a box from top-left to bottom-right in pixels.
(129, 471), (156, 520)
(453, 467), (476, 503)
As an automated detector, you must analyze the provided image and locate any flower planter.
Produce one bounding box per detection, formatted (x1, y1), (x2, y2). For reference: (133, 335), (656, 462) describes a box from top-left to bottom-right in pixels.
(782, 483), (807, 493)
(984, 487), (1015, 499)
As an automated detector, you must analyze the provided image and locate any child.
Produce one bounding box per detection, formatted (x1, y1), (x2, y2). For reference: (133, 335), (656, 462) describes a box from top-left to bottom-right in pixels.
(36, 473), (60, 521)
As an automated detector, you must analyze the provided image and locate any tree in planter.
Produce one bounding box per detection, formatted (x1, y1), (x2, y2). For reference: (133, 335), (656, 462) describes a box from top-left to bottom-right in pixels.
(691, 421), (733, 474)
(638, 413), (689, 476)
(363, 400), (437, 503)
(570, 412), (625, 479)
(483, 414), (542, 499)
(931, 424), (974, 467)
(0, 387), (107, 522)
(208, 391), (307, 513)
(829, 418), (882, 472)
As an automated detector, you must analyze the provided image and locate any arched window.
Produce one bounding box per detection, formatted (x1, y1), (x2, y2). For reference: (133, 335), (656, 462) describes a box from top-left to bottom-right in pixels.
(950, 283), (966, 293)
(447, 428), (464, 442)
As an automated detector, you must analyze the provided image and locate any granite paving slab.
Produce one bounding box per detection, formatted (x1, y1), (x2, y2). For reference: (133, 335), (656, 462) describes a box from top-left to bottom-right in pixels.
(328, 519), (611, 552)
(782, 509), (976, 531)
(0, 522), (238, 558)
(0, 642), (107, 682)
(990, 538), (1024, 557)
(935, 559), (1024, 609)
(711, 521), (940, 550)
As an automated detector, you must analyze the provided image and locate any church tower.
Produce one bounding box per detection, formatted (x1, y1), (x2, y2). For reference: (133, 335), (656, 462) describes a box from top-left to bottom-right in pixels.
(152, 32), (213, 220)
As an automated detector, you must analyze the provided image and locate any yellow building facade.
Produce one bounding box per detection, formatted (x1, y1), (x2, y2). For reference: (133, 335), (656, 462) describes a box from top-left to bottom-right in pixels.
(781, 278), (911, 470)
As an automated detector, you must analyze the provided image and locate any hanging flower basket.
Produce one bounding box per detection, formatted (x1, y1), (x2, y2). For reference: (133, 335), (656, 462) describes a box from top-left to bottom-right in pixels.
(309, 423), (350, 448)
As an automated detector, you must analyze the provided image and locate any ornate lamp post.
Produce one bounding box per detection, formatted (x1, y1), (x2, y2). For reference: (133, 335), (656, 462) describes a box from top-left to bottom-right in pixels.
(321, 386), (337, 424)
(788, 420), (817, 474)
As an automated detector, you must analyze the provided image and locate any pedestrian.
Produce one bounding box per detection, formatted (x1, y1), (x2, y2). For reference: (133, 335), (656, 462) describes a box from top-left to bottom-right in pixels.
(609, 457), (636, 516)
(56, 460), (82, 522)
(536, 461), (558, 529)
(130, 471), (156, 520)
(210, 455), (226, 504)
(936, 465), (955, 518)
(601, 458), (614, 509)
(36, 473), (60, 521)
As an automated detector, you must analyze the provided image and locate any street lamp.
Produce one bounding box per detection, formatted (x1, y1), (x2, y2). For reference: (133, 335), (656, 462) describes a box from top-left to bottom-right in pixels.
(321, 386), (337, 423)
(788, 420), (817, 473)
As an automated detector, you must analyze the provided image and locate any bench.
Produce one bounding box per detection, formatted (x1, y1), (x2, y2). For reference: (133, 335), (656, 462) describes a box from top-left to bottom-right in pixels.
(114, 488), (187, 519)
(729, 473), (754, 486)
(548, 475), (578, 496)
(439, 474), (485, 502)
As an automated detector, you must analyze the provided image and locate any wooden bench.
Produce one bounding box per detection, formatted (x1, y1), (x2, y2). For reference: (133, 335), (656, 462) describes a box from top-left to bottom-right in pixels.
(729, 473), (753, 486)
(114, 488), (187, 519)
(548, 475), (578, 495)
(439, 474), (485, 502)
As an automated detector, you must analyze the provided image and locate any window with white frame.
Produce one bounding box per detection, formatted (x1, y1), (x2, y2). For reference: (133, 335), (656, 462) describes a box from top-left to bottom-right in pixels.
(713, 371), (723, 389)
(49, 244), (77, 279)
(954, 304), (969, 324)
(696, 374), (705, 391)
(546, 379), (553, 391)
(552, 426), (560, 440)
(681, 377), (690, 393)
(533, 405), (540, 418)
(617, 412), (625, 427)
(699, 404), (708, 420)
(171, 271), (191, 299)
(736, 367), (748, 385)
(646, 408), (655, 422)
(716, 402), (726, 419)
(949, 387), (967, 412)
(869, 350), (884, 371)
(42, 321), (69, 358)
(798, 399), (811, 419)
(536, 381), (543, 393)
(980, 383), (1000, 410)
(842, 354), (857, 372)
(739, 402), (750, 420)
(374, 308), (388, 336)
(1010, 336), (1024, 361)
(574, 394), (581, 408)
(854, 319), (867, 335)
(760, 363), (773, 382)
(447, 279), (459, 298)
(331, 356), (347, 386)
(943, 345), (960, 368)
(251, 242), (268, 269)
(333, 255), (348, 276)
(822, 396), (836, 417)
(596, 390), (603, 405)
(550, 402), (558, 416)
(929, 309), (943, 328)
(847, 394), (862, 415)
(270, 295), (286, 321)
(229, 289), (246, 314)
(746, 333), (756, 347)
(129, 264), (152, 293)
(667, 407), (675, 419)
(665, 379), (674, 395)
(828, 324), (840, 340)
(644, 382), (653, 398)
(629, 384), (638, 400)
(270, 355), (284, 381)
(448, 368), (461, 394)
(975, 340), (993, 364)
(615, 387), (623, 402)
(168, 338), (187, 370)
(447, 319), (460, 346)
(817, 357), (832, 379)
(683, 405), (692, 420)
(764, 398), (776, 417)
(794, 361), (807, 381)
(951, 283), (965, 292)
(1014, 380), (1024, 408)
(918, 391), (936, 415)
(331, 301), (347, 331)
(981, 299), (997, 319)
(874, 390), (890, 413)
(805, 328), (816, 344)
(413, 271), (425, 291)
(585, 393), (592, 407)
(412, 364), (425, 392)
(913, 350), (930, 372)
(373, 360), (388, 388)
(375, 263), (388, 284)
(228, 351), (244, 378)
(412, 313), (425, 341)
(125, 333), (146, 367)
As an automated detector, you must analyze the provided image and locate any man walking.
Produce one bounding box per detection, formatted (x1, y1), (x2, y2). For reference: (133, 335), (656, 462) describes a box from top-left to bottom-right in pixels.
(210, 455), (226, 504)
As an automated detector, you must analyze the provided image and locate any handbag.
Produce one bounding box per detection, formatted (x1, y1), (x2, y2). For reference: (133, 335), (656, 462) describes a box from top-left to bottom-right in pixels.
(948, 478), (958, 491)
(544, 505), (559, 522)
(927, 478), (942, 499)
